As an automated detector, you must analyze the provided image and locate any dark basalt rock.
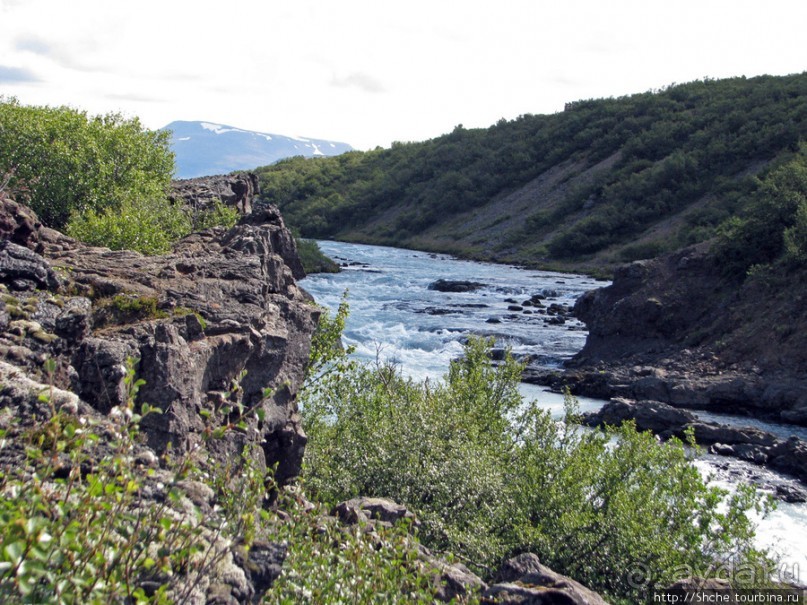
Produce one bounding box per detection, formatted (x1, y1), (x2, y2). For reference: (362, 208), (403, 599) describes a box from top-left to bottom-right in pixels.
(0, 239), (60, 291)
(232, 539), (287, 599)
(419, 307), (455, 315)
(0, 192), (319, 602)
(428, 278), (485, 292)
(0, 194), (44, 250)
(170, 172), (260, 216)
(567, 243), (807, 426)
(775, 483), (807, 503)
(332, 496), (419, 528)
(0, 193), (317, 485)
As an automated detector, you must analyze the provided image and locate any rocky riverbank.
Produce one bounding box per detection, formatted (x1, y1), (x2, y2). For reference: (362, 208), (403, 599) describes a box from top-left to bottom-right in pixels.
(582, 398), (807, 500)
(0, 190), (621, 603)
(536, 244), (807, 426)
(169, 172), (260, 216)
(1, 192), (314, 478)
(0, 188), (319, 600)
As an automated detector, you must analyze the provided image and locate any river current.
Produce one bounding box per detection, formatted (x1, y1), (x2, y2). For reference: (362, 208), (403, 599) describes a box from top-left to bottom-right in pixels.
(301, 240), (806, 580)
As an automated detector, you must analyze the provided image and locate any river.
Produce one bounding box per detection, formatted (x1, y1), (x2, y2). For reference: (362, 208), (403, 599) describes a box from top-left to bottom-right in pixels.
(300, 239), (806, 581)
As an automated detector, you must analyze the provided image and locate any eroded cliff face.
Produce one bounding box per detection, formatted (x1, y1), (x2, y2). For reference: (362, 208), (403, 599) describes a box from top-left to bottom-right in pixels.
(566, 243), (807, 424)
(170, 172), (261, 216)
(0, 190), (321, 601)
(0, 192), (318, 482)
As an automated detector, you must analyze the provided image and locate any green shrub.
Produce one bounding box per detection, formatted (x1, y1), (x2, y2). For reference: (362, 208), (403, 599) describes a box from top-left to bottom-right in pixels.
(784, 200), (807, 265)
(0, 360), (270, 604)
(66, 194), (191, 255)
(618, 240), (667, 262)
(0, 97), (174, 229)
(190, 200), (240, 232)
(714, 146), (807, 278)
(300, 323), (771, 603)
(264, 498), (456, 604)
(295, 239), (340, 274)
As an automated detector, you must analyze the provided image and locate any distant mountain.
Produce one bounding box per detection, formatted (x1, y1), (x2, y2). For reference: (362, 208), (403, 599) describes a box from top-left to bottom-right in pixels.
(163, 120), (353, 179)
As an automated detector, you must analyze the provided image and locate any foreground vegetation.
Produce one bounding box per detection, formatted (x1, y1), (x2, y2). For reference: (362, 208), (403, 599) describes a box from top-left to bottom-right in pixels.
(255, 73), (807, 269)
(300, 303), (772, 603)
(0, 300), (774, 603)
(0, 358), (445, 604)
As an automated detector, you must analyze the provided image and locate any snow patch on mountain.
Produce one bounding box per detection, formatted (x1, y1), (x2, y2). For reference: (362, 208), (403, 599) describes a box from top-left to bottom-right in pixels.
(200, 122), (240, 135)
(163, 120), (353, 179)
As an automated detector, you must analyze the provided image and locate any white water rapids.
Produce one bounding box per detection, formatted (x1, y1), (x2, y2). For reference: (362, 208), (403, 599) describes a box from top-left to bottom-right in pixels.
(301, 240), (806, 580)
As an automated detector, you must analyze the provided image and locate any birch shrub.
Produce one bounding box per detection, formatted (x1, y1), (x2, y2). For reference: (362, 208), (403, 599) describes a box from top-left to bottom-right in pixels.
(300, 309), (771, 603)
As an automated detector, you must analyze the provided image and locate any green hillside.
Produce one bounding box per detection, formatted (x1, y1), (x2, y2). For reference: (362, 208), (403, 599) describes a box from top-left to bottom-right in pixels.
(255, 73), (807, 272)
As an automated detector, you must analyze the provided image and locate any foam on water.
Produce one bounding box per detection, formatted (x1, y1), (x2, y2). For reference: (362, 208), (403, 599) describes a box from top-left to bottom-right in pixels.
(303, 240), (595, 376)
(695, 458), (807, 578)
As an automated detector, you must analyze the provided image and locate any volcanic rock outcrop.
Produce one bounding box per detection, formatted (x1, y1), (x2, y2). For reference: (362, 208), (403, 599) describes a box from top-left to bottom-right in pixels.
(0, 192), (317, 482)
(0, 190), (320, 601)
(563, 244), (807, 425)
(170, 172), (261, 216)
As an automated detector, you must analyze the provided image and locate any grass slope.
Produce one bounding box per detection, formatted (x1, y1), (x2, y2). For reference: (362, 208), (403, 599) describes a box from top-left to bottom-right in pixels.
(256, 73), (807, 273)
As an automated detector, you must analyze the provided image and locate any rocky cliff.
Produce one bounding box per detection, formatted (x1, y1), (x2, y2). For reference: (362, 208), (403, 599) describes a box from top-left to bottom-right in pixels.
(0, 191), (319, 601)
(562, 244), (807, 425)
(1, 190), (317, 481)
(170, 172), (261, 216)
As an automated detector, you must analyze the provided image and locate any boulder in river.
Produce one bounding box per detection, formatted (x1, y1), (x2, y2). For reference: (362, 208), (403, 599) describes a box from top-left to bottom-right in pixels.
(428, 279), (485, 292)
(583, 397), (807, 490)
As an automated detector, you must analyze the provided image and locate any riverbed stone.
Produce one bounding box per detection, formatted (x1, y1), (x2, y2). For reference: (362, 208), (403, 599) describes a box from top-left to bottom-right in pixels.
(428, 279), (485, 292)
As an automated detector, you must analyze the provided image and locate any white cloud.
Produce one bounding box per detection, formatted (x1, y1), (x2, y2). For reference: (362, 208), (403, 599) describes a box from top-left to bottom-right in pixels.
(0, 0), (805, 150)
(331, 72), (386, 94)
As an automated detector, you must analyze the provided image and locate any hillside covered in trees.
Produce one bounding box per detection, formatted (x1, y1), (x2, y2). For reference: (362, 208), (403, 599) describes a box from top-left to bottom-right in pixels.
(255, 73), (807, 272)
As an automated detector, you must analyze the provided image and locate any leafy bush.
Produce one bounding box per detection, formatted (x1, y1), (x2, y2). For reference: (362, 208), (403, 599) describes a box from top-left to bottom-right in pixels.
(65, 191), (241, 256)
(300, 315), (770, 603)
(714, 146), (807, 278)
(0, 360), (270, 604)
(784, 199), (807, 265)
(189, 200), (240, 232)
(65, 194), (191, 255)
(265, 498), (454, 604)
(295, 239), (340, 274)
(0, 97), (174, 229)
(618, 240), (667, 262)
(0, 339), (459, 603)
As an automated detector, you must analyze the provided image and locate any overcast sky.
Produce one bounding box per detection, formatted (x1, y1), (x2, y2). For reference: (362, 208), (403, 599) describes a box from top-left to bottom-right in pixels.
(1, 0), (805, 150)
